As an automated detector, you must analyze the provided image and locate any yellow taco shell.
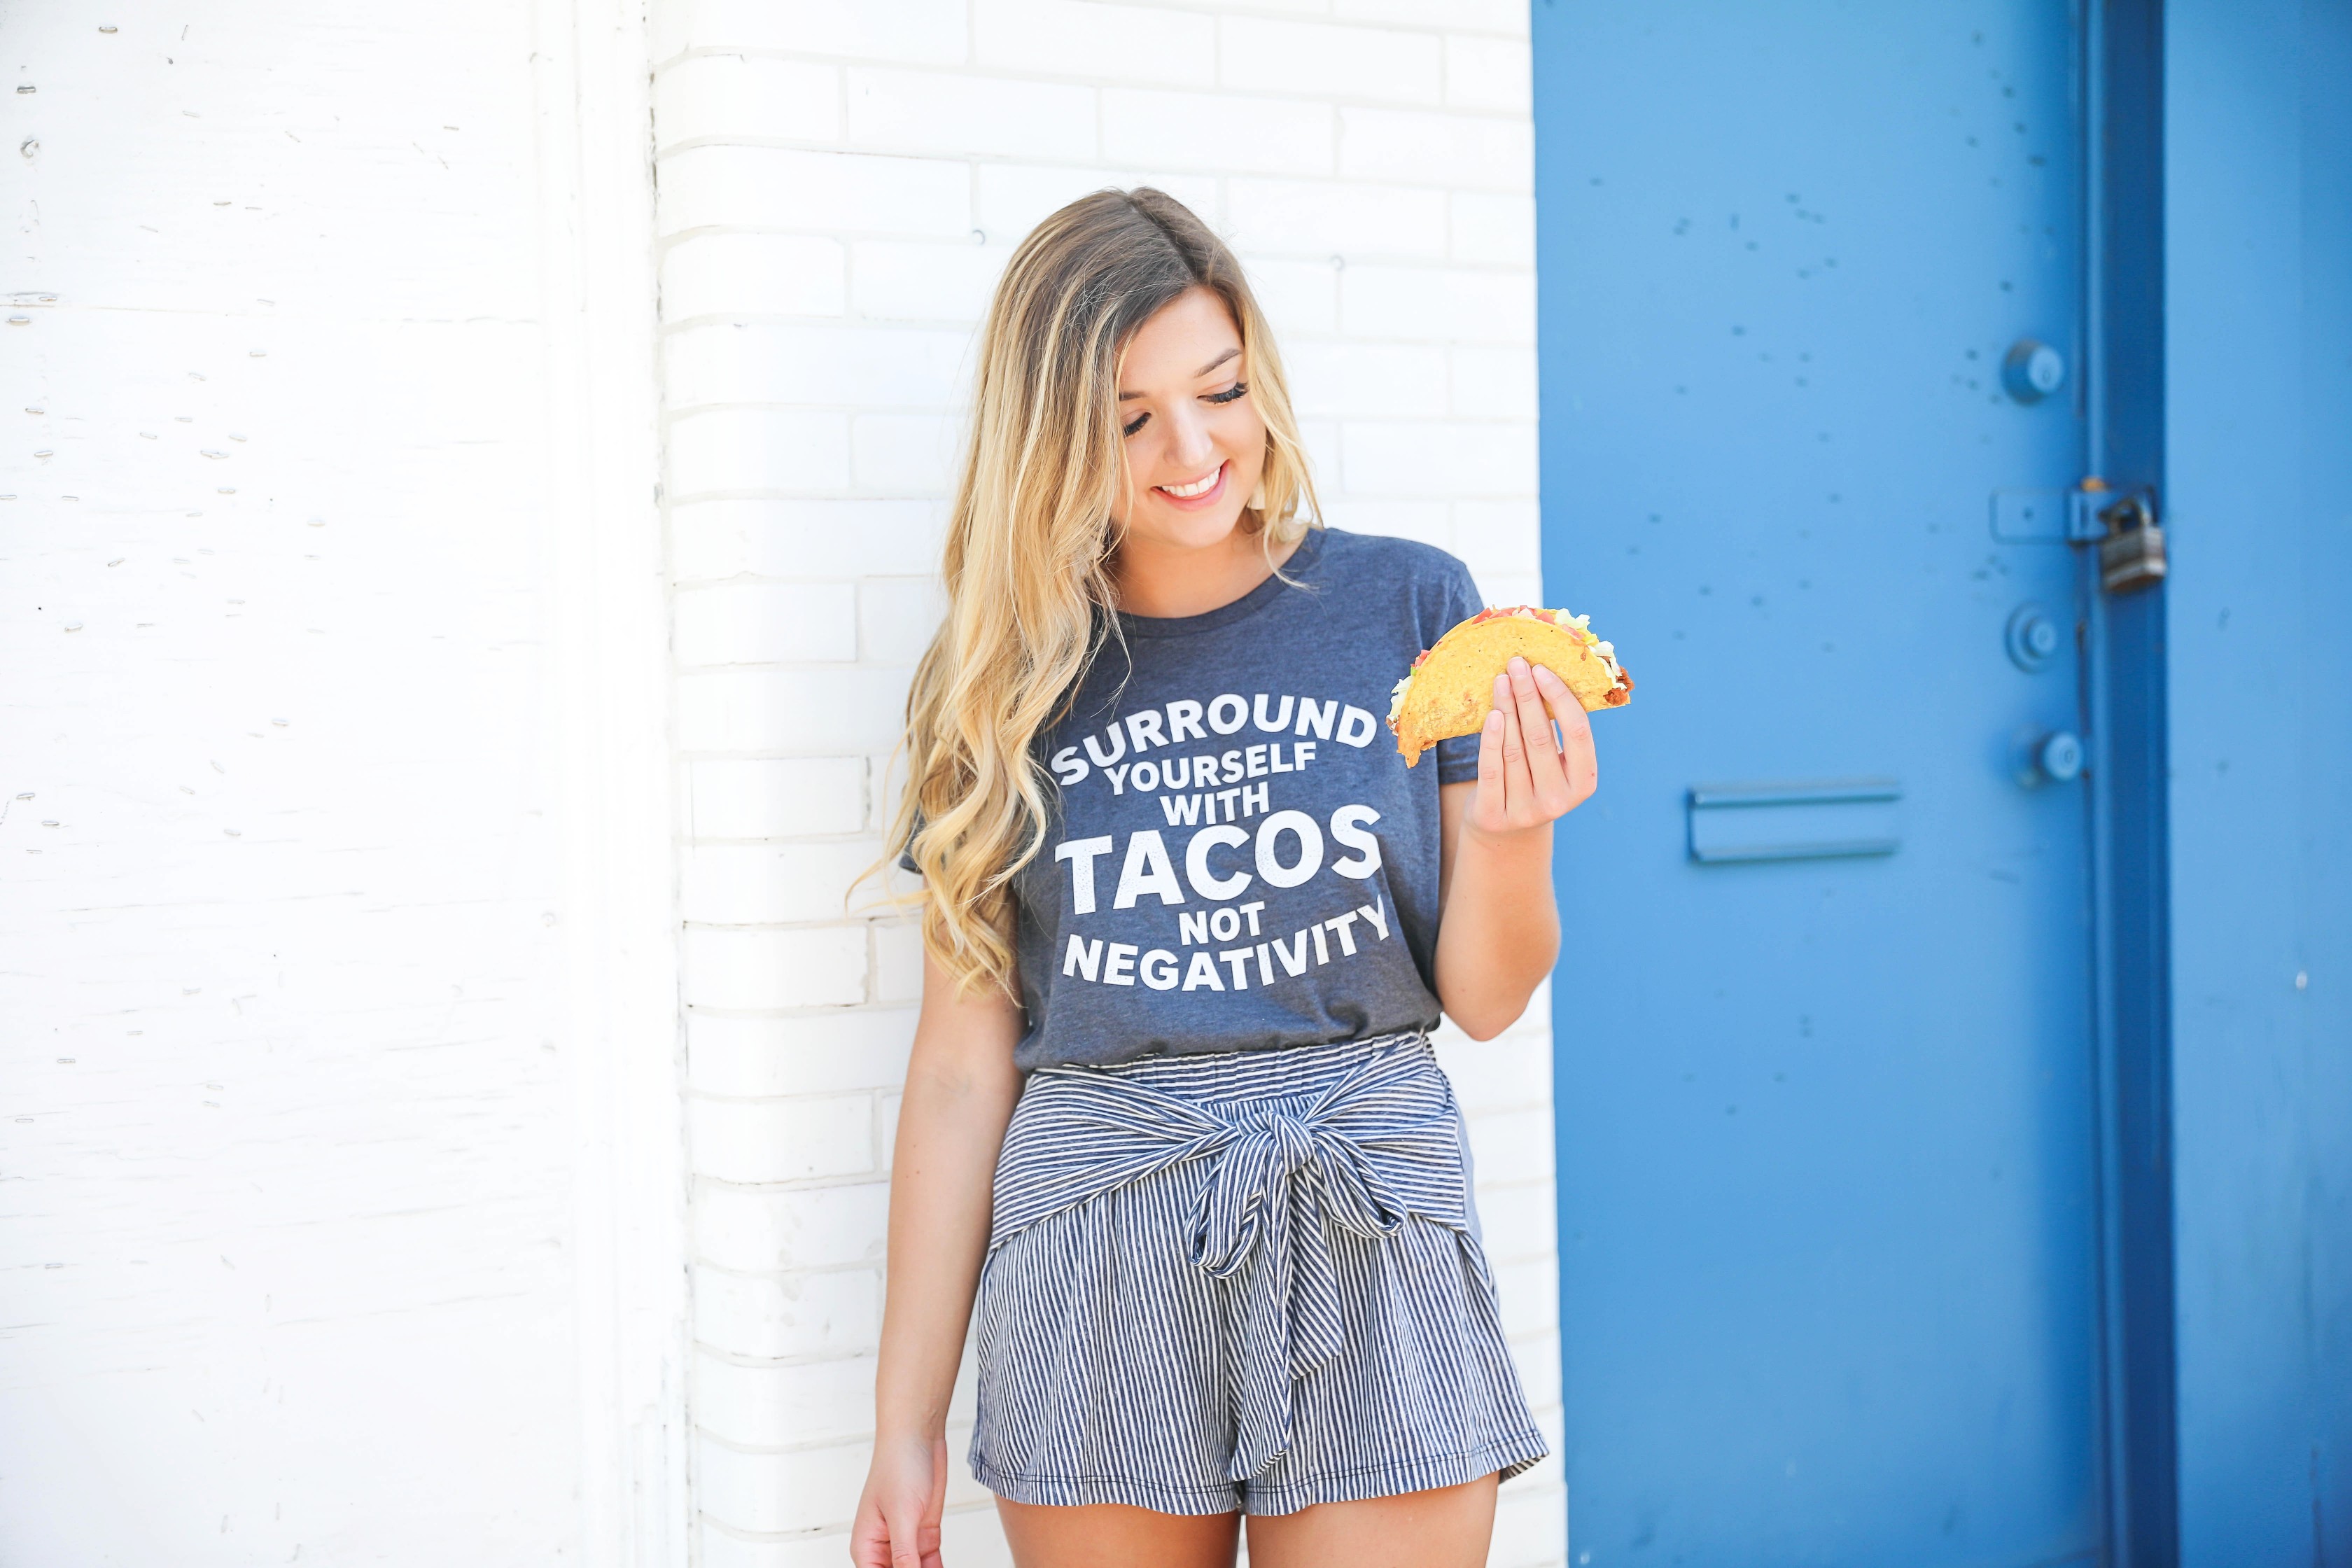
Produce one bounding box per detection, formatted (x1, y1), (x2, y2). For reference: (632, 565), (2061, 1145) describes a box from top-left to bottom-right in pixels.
(1387, 606), (1632, 768)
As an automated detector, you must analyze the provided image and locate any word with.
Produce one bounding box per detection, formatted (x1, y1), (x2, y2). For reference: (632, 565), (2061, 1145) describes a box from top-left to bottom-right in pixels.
(1052, 694), (1378, 786)
(1053, 805), (1384, 913)
(1158, 782), (1268, 825)
(1101, 741), (1317, 797)
(1061, 898), (1392, 991)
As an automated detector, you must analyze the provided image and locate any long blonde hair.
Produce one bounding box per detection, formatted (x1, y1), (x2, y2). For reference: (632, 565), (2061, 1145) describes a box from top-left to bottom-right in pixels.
(888, 188), (1320, 995)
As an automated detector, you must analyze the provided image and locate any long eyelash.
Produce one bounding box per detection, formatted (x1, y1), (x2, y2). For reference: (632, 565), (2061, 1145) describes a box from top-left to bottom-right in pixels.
(1205, 380), (1248, 405)
(1122, 412), (1149, 437)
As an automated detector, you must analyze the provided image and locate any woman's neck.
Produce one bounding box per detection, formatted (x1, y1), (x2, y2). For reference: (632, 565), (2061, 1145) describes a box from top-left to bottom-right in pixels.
(1110, 525), (1303, 620)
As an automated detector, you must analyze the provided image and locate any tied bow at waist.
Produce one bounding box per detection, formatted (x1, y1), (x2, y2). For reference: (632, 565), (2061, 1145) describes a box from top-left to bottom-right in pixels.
(989, 1037), (1472, 1483)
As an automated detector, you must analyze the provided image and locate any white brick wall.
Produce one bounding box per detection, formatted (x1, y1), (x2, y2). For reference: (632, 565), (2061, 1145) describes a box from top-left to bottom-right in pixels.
(648, 2), (1562, 1563)
(1, 2), (685, 1564)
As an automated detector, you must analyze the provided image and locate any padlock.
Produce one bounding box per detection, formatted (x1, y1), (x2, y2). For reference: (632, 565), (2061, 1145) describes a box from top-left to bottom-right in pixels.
(2097, 494), (2167, 594)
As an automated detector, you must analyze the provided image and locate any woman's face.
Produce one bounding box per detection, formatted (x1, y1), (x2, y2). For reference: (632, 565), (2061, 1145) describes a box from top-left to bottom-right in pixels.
(1110, 285), (1268, 553)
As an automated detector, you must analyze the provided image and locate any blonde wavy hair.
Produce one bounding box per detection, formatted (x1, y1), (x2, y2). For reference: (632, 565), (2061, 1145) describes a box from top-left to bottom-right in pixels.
(886, 188), (1320, 996)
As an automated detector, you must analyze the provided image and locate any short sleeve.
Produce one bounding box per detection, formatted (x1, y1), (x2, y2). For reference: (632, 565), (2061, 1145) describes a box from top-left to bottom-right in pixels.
(1432, 561), (1488, 786)
(895, 810), (924, 876)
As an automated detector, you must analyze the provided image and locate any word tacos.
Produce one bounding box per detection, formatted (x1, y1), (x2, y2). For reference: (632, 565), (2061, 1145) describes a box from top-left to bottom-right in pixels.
(1387, 606), (1632, 767)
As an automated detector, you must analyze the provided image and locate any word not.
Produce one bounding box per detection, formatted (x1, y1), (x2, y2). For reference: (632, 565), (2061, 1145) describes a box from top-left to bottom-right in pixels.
(1053, 804), (1384, 912)
(1053, 694), (1378, 786)
(1062, 898), (1392, 991)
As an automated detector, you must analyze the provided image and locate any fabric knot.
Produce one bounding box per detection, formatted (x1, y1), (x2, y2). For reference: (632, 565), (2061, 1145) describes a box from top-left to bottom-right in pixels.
(986, 1034), (1469, 1487)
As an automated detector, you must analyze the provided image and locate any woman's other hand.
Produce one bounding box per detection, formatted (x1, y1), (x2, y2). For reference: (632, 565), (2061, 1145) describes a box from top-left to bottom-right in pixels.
(850, 1430), (949, 1568)
(1466, 655), (1597, 840)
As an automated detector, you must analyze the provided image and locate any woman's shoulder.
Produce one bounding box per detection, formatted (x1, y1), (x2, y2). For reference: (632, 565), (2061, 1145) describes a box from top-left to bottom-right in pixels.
(1307, 528), (1483, 635)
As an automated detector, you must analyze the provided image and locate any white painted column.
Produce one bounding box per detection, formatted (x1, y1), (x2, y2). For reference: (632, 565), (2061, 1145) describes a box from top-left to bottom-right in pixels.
(0, 2), (687, 1562)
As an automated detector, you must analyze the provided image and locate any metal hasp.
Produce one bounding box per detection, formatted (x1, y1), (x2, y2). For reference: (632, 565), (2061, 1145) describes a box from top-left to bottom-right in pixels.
(2004, 337), (2069, 402)
(1685, 778), (1902, 864)
(2071, 481), (2167, 594)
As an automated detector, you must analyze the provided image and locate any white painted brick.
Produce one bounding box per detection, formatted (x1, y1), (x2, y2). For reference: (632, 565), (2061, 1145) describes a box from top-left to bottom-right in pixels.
(858, 577), (947, 664)
(975, 0), (1217, 86)
(675, 582), (862, 667)
(1320, 501), (1451, 551)
(1471, 1178), (1557, 1261)
(1450, 344), (1539, 419)
(694, 1179), (892, 1273)
(665, 323), (972, 410)
(1493, 1253), (1558, 1338)
(1452, 498), (1544, 580)
(1282, 341), (1449, 418)
(1445, 33), (1534, 114)
(684, 925), (871, 1010)
(1492, 1482), (1569, 1567)
(688, 757), (869, 841)
(1466, 1104), (1555, 1186)
(1450, 190), (1536, 266)
(851, 239), (1014, 324)
(668, 408), (852, 496)
(672, 498), (947, 580)
(1218, 15), (1443, 105)
(1102, 89), (1334, 176)
(1341, 262), (1536, 342)
(654, 55), (843, 149)
(1337, 0), (1525, 29)
(1483, 570), (1546, 609)
(663, 233), (849, 321)
(1340, 419), (1534, 497)
(692, 1092), (878, 1182)
(973, 165), (1224, 246)
(694, 1264), (881, 1359)
(1240, 258), (1342, 335)
(698, 1523), (860, 1568)
(1510, 1326), (1562, 1408)
(872, 920), (925, 1004)
(681, 841), (887, 925)
(657, 146), (969, 238)
(851, 412), (962, 491)
(1226, 178), (1448, 259)
(688, 1010), (918, 1099)
(694, 1350), (878, 1447)
(846, 68), (1097, 160)
(1435, 1025), (1551, 1111)
(1338, 106), (1531, 189)
(876, 1091), (903, 1172)
(664, 0), (969, 63)
(694, 1431), (871, 1534)
(676, 668), (913, 754)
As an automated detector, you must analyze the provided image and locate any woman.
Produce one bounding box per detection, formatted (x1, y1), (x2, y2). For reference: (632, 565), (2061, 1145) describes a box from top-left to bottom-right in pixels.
(851, 188), (1593, 1568)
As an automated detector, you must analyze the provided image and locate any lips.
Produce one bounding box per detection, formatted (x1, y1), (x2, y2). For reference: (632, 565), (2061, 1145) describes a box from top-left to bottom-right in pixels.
(1153, 460), (1228, 507)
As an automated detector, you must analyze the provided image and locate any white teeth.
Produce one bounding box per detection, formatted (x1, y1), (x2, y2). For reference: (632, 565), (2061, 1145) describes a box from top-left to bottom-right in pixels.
(1159, 466), (1222, 498)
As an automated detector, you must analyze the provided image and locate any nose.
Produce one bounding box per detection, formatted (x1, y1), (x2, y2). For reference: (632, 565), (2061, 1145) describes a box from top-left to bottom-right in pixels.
(1160, 402), (1218, 475)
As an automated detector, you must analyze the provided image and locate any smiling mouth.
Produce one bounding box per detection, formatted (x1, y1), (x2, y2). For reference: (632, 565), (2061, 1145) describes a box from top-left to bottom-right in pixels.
(1156, 462), (1226, 500)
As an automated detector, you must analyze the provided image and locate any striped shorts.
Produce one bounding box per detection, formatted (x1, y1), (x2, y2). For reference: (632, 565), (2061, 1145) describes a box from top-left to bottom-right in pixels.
(969, 1029), (1549, 1517)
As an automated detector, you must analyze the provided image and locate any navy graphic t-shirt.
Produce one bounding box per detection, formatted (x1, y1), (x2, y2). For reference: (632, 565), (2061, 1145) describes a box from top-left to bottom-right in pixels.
(979, 527), (1484, 1072)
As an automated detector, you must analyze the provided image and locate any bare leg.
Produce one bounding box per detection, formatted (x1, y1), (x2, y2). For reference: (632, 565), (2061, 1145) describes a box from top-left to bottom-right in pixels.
(995, 1499), (1240, 1568)
(1243, 1474), (1499, 1568)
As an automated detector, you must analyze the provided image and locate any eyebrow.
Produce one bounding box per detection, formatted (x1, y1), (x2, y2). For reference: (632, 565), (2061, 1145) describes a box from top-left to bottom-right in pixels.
(1117, 346), (1243, 400)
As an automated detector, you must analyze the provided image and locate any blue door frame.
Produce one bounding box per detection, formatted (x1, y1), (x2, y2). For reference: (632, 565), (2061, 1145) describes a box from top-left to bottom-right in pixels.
(2078, 6), (2177, 1561)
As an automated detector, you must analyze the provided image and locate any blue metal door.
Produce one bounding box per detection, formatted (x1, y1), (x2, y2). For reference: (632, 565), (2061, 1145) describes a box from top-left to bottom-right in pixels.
(1534, 6), (2105, 1562)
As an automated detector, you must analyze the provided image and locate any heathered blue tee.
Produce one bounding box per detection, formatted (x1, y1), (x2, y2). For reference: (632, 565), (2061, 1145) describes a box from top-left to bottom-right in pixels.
(988, 526), (1484, 1072)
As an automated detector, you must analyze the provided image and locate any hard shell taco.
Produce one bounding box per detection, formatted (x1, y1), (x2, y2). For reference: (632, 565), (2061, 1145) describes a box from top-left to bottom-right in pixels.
(1387, 605), (1632, 767)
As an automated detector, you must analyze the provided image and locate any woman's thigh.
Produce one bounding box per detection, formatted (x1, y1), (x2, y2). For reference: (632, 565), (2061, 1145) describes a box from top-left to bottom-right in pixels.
(995, 1498), (1240, 1568)
(1242, 1474), (1499, 1568)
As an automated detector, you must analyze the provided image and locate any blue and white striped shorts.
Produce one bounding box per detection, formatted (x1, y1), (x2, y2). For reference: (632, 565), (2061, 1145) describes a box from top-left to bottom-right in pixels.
(969, 1029), (1549, 1517)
